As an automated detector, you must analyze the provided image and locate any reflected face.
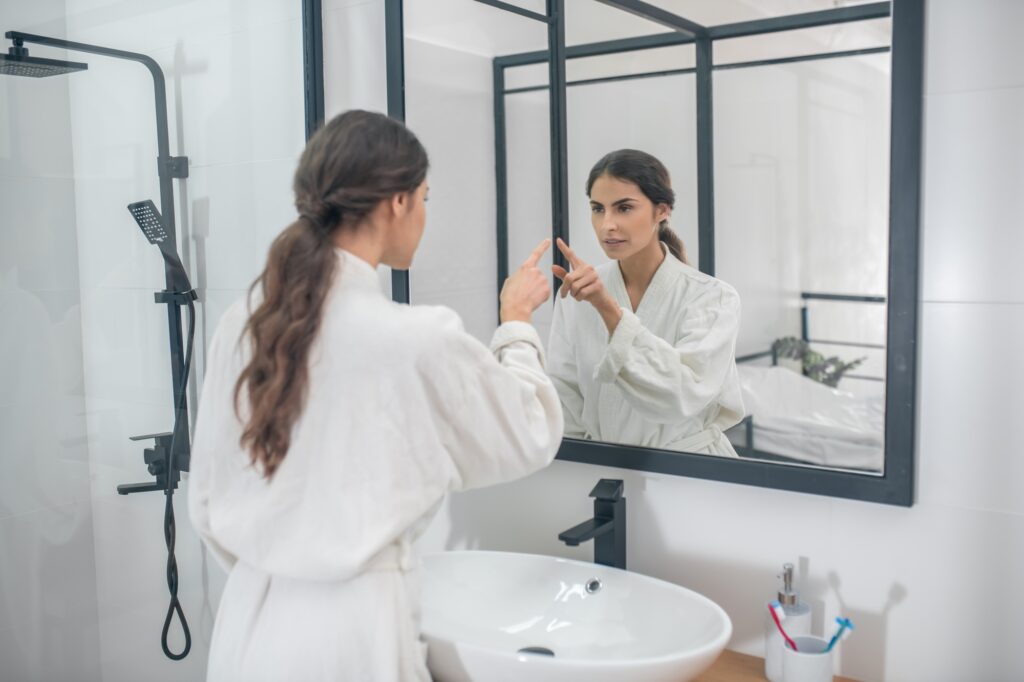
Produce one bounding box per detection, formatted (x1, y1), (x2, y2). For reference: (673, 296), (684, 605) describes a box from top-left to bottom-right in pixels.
(588, 174), (669, 261)
(384, 181), (429, 269)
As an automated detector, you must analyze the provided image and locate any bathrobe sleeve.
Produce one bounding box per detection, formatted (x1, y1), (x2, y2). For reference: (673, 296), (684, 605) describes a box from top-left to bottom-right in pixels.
(417, 308), (564, 491)
(187, 303), (244, 574)
(594, 283), (740, 423)
(547, 299), (587, 438)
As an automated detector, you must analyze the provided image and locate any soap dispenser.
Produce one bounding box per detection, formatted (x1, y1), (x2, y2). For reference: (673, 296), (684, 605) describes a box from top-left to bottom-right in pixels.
(764, 563), (811, 682)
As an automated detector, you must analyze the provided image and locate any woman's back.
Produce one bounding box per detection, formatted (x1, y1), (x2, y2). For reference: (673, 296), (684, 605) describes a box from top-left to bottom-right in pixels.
(190, 250), (562, 680)
(192, 248), (562, 576)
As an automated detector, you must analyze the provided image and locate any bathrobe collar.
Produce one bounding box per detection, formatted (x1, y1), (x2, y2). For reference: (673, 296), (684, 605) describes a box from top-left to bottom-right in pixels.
(335, 248), (384, 295)
(607, 241), (684, 315)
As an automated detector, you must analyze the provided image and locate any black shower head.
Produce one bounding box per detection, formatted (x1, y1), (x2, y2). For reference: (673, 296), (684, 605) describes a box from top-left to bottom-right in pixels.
(0, 44), (87, 78)
(127, 200), (193, 293)
(128, 200), (170, 245)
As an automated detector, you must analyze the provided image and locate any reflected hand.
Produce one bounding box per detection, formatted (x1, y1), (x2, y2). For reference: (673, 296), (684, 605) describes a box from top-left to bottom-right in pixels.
(552, 238), (622, 333)
(500, 238), (552, 323)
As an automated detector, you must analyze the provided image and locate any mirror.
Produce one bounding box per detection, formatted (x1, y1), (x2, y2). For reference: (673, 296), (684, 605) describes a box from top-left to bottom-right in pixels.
(389, 0), (921, 504)
(503, 2), (893, 474)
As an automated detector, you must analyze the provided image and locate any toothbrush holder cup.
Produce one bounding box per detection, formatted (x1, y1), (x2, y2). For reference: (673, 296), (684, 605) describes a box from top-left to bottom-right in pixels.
(782, 635), (834, 682)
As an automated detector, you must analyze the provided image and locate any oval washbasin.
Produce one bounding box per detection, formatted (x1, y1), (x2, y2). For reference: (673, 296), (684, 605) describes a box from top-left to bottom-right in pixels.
(422, 550), (732, 682)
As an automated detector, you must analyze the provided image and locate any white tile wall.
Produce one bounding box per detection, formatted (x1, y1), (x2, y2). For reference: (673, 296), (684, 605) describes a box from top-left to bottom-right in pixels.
(916, 302), (1024, 515)
(171, 19), (306, 169)
(186, 160), (300, 292)
(923, 0), (1024, 95)
(920, 86), (1024, 303)
(828, 498), (1024, 681)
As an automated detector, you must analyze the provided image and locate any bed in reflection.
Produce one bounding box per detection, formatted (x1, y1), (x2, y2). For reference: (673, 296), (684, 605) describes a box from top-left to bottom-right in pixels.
(726, 364), (884, 471)
(726, 292), (886, 472)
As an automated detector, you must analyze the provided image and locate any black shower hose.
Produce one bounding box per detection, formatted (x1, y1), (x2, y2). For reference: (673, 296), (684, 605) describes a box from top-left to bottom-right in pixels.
(162, 297), (195, 661)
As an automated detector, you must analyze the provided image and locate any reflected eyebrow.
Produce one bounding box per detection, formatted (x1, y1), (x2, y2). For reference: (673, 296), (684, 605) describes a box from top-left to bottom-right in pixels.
(591, 197), (639, 207)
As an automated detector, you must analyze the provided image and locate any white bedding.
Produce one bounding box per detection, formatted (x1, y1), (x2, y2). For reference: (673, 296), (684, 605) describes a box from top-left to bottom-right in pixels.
(730, 365), (884, 471)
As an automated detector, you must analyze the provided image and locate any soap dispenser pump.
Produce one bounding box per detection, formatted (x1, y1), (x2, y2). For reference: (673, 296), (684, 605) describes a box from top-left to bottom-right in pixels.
(765, 563), (811, 682)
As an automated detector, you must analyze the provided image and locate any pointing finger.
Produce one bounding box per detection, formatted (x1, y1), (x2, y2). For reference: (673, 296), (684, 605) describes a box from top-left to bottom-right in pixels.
(555, 238), (585, 269)
(523, 238), (552, 268)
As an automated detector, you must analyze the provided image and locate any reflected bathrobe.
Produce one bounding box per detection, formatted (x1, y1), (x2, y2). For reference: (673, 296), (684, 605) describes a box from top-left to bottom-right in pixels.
(188, 250), (563, 681)
(548, 244), (744, 456)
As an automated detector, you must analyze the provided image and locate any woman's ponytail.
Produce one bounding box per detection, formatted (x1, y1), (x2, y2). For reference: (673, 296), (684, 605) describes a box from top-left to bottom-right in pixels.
(234, 110), (428, 478)
(657, 223), (688, 264)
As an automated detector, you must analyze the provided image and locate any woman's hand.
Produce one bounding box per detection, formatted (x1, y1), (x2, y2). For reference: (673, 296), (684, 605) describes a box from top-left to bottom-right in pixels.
(552, 238), (623, 334)
(500, 238), (552, 323)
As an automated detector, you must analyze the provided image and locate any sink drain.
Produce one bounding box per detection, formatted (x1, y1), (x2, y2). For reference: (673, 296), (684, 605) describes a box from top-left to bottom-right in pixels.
(517, 646), (555, 657)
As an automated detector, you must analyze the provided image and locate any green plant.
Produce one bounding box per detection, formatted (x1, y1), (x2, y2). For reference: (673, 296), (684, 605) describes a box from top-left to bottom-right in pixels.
(771, 336), (866, 388)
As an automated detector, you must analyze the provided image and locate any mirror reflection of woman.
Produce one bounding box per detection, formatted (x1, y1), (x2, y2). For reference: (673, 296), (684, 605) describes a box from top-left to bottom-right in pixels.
(548, 149), (744, 456)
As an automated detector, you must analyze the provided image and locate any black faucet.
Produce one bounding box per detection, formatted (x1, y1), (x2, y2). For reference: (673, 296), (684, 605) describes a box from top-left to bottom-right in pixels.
(558, 479), (626, 570)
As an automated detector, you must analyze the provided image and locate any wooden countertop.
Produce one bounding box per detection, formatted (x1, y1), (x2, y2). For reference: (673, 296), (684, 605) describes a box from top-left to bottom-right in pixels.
(696, 650), (858, 682)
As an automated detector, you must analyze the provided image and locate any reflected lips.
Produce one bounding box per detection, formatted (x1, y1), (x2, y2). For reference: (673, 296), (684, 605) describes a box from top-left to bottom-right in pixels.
(604, 238), (626, 248)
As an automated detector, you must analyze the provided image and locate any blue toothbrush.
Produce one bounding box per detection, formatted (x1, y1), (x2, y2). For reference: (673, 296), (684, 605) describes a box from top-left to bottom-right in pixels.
(824, 617), (854, 652)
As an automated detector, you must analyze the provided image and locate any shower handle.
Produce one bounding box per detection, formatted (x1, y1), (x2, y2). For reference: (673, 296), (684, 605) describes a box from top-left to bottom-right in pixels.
(117, 432), (180, 495)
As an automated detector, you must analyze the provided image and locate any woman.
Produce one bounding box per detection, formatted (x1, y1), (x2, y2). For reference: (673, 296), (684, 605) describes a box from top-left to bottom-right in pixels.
(548, 149), (743, 456)
(188, 110), (562, 681)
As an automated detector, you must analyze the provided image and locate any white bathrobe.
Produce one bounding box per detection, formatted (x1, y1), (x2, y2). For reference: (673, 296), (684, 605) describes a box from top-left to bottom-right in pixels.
(188, 249), (563, 682)
(548, 243), (743, 456)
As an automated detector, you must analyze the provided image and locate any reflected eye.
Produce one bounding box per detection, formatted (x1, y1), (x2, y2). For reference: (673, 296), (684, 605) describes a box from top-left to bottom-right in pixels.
(618, 204), (633, 213)
(590, 206), (604, 214)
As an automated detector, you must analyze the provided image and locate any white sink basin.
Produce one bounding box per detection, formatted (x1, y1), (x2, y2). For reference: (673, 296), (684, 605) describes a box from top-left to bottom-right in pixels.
(421, 550), (732, 682)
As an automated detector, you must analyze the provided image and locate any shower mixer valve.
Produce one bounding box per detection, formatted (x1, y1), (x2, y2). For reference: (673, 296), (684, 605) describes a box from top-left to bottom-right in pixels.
(117, 431), (182, 495)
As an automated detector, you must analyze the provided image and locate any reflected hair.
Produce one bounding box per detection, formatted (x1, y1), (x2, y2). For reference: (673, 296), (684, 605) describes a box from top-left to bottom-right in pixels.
(234, 110), (428, 478)
(585, 149), (688, 263)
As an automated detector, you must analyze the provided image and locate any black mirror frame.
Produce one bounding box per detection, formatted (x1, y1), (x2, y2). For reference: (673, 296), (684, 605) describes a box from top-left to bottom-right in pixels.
(304, 0), (923, 506)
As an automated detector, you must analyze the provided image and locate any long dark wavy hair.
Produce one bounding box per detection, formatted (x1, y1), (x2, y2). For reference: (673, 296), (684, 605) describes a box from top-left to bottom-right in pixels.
(234, 110), (428, 478)
(586, 149), (689, 263)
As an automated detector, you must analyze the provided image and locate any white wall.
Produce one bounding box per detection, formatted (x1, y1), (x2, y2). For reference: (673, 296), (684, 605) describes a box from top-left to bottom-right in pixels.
(0, 1), (103, 679)
(419, 1), (1024, 680)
